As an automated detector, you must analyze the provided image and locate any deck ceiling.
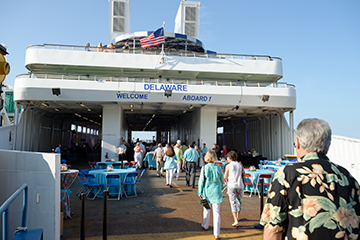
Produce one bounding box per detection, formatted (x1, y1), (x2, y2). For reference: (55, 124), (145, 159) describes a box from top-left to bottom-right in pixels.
(21, 100), (291, 131)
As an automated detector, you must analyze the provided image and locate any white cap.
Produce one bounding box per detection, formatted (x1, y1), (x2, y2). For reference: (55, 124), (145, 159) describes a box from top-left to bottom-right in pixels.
(177, 140), (181, 144)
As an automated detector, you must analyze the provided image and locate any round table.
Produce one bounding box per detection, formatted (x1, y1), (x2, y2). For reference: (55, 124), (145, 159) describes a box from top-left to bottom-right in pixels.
(244, 169), (275, 195)
(90, 168), (137, 198)
(61, 169), (79, 218)
(143, 152), (156, 169)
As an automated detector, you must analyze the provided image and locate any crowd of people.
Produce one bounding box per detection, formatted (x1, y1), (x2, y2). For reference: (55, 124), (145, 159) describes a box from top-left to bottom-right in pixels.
(121, 118), (360, 240)
(113, 139), (245, 240)
(54, 118), (359, 239)
(84, 42), (131, 53)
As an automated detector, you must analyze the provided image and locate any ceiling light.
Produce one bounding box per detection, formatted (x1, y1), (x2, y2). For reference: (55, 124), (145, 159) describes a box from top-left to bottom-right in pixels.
(164, 89), (172, 98)
(99, 115), (102, 118)
(129, 104), (134, 108)
(41, 103), (49, 107)
(87, 108), (91, 112)
(189, 105), (194, 109)
(80, 102), (85, 107)
(262, 95), (270, 102)
(54, 108), (60, 112)
(183, 110), (187, 114)
(52, 88), (61, 96)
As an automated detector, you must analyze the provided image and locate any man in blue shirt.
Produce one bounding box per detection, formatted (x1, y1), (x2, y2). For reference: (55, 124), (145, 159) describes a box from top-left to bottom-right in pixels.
(200, 143), (208, 167)
(54, 144), (61, 154)
(182, 143), (199, 188)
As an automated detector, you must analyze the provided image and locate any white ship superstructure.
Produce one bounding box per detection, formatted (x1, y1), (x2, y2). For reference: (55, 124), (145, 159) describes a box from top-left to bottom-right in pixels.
(10, 0), (296, 161)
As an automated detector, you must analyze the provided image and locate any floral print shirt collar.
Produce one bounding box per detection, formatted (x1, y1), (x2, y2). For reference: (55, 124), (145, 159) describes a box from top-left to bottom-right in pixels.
(298, 152), (329, 163)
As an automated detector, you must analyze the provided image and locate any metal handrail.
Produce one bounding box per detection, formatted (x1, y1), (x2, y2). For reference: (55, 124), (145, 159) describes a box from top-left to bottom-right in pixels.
(0, 184), (28, 240)
(15, 73), (295, 89)
(26, 44), (282, 62)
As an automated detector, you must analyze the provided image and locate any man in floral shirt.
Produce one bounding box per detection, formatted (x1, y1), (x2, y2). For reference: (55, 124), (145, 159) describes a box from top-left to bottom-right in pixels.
(261, 118), (360, 240)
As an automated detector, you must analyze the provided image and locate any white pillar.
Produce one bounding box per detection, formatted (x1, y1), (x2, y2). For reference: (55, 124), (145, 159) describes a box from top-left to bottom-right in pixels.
(199, 107), (217, 149)
(101, 105), (124, 162)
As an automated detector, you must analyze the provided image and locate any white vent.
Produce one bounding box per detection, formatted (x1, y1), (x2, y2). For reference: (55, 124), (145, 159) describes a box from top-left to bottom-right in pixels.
(185, 7), (196, 21)
(174, 1), (200, 39)
(113, 18), (125, 32)
(185, 22), (196, 37)
(113, 1), (125, 17)
(109, 0), (130, 43)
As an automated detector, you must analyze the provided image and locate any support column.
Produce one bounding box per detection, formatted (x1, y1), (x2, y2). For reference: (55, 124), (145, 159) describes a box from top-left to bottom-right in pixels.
(101, 105), (124, 162)
(199, 108), (217, 149)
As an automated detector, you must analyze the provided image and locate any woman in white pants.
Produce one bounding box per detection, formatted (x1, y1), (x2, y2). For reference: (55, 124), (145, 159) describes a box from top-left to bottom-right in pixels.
(163, 145), (177, 187)
(133, 142), (143, 168)
(197, 150), (224, 240)
(174, 143), (183, 179)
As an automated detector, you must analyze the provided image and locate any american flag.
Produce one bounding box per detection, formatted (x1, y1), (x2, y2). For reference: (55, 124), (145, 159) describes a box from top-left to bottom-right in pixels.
(140, 27), (165, 48)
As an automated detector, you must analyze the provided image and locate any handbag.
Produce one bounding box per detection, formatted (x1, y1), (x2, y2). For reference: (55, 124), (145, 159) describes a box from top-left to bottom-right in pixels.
(200, 198), (211, 209)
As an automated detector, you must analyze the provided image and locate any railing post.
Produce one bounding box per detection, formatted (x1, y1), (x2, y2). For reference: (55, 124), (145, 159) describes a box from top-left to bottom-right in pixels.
(3, 209), (9, 240)
(260, 179), (264, 217)
(103, 191), (108, 240)
(21, 186), (28, 228)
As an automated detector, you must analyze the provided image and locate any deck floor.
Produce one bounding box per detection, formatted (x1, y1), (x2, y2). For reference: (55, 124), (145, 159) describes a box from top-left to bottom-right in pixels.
(61, 160), (264, 240)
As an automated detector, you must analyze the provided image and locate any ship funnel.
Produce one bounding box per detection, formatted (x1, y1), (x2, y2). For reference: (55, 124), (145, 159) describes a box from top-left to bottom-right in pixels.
(174, 0), (200, 39)
(109, 0), (131, 43)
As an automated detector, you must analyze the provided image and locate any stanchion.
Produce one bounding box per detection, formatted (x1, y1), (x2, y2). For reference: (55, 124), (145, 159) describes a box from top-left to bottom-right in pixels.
(103, 190), (108, 240)
(260, 179), (264, 217)
(80, 193), (86, 240)
(254, 179), (264, 229)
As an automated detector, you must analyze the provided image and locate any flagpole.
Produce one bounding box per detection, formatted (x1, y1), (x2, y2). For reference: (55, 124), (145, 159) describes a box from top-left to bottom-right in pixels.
(161, 21), (165, 54)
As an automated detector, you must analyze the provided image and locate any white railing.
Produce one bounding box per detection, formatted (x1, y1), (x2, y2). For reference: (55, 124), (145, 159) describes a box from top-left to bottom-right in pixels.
(26, 44), (282, 62)
(16, 73), (294, 89)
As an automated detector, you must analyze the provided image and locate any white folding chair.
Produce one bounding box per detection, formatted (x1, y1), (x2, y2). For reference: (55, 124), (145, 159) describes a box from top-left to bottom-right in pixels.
(135, 169), (145, 193)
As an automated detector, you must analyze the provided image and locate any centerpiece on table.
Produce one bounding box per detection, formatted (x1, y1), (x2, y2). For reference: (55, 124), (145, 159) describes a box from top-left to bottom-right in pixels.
(61, 164), (68, 172)
(106, 165), (114, 171)
(249, 166), (256, 172)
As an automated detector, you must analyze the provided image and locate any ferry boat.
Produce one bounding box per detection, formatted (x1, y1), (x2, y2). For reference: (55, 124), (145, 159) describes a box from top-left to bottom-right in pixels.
(0, 1), (298, 238)
(9, 0), (295, 162)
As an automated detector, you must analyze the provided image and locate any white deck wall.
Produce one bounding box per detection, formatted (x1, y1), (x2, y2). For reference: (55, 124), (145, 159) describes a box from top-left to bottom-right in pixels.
(0, 107), (100, 152)
(327, 135), (360, 182)
(0, 150), (60, 239)
(221, 113), (293, 160)
(170, 108), (200, 145)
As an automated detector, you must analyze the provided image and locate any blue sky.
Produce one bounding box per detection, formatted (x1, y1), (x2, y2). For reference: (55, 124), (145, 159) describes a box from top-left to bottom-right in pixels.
(2, 0), (360, 139)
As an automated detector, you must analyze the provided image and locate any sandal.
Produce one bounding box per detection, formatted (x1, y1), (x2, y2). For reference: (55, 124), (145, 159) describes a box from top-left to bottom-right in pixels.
(232, 223), (239, 227)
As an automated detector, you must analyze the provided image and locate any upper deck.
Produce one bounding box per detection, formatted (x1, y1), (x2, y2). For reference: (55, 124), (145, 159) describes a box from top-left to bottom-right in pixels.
(25, 41), (283, 82)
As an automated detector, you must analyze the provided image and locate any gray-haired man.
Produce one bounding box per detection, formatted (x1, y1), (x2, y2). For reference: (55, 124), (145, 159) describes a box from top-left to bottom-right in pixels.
(261, 118), (360, 240)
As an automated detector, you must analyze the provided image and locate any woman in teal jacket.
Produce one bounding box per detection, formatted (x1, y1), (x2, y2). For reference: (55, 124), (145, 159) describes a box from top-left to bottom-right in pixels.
(198, 149), (224, 240)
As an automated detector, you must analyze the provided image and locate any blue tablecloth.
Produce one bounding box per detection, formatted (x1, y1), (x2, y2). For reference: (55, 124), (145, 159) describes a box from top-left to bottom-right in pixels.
(244, 169), (275, 195)
(89, 168), (137, 198)
(262, 165), (282, 172)
(264, 160), (293, 166)
(143, 152), (156, 169)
